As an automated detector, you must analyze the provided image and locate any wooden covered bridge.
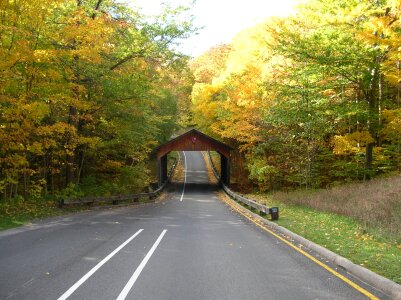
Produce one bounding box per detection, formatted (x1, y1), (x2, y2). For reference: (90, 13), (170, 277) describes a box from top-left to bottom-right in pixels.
(153, 129), (232, 186)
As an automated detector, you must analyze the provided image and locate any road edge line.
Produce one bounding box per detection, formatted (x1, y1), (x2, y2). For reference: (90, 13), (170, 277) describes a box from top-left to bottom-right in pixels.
(219, 192), (401, 300)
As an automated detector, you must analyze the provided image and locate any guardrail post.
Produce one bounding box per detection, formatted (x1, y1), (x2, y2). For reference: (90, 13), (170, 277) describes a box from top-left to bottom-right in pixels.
(270, 207), (279, 220)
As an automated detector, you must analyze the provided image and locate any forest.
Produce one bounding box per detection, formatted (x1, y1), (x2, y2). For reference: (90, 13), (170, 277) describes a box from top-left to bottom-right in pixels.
(191, 0), (401, 191)
(0, 0), (194, 200)
(1, 0), (401, 201)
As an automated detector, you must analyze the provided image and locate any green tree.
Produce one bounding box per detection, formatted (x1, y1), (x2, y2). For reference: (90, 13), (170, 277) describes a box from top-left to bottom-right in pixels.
(0, 0), (195, 199)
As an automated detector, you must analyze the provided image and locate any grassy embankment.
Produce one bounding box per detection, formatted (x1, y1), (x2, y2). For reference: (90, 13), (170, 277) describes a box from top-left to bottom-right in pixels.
(0, 199), (87, 230)
(0, 152), (178, 231)
(208, 151), (401, 284)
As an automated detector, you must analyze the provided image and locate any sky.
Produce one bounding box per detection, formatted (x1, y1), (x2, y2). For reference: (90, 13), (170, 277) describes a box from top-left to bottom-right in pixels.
(130, 0), (299, 57)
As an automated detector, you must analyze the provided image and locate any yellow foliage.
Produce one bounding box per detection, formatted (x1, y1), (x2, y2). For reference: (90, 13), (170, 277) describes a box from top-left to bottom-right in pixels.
(77, 136), (101, 149)
(27, 142), (44, 155)
(381, 109), (401, 142)
(348, 131), (375, 144)
(190, 45), (231, 83)
(102, 160), (123, 170)
(332, 131), (374, 155)
(332, 135), (353, 155)
(191, 20), (277, 149)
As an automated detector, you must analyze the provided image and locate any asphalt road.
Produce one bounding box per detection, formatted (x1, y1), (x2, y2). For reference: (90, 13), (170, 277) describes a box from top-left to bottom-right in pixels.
(0, 151), (388, 299)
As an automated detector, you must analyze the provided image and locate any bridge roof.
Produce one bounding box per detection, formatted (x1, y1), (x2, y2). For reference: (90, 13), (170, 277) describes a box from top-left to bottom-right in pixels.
(154, 129), (232, 158)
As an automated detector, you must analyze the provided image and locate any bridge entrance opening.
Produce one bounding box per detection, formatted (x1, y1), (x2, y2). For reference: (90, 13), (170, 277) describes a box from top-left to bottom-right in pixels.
(153, 129), (232, 186)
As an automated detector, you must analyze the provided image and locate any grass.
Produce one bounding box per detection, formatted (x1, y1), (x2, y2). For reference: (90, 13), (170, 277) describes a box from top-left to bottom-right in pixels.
(171, 152), (185, 183)
(209, 151), (221, 174)
(248, 189), (401, 284)
(265, 175), (401, 240)
(0, 198), (87, 230)
(202, 151), (218, 184)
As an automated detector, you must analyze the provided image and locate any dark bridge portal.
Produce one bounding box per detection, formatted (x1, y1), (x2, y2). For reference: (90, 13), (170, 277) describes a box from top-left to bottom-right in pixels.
(154, 129), (232, 186)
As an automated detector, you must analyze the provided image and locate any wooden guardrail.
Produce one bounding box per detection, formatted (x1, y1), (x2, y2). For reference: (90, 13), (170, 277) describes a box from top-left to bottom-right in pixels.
(207, 152), (279, 220)
(59, 158), (178, 207)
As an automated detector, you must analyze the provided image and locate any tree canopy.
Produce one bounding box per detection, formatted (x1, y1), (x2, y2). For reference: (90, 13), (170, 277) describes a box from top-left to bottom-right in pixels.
(2, 0), (401, 199)
(0, 0), (195, 199)
(191, 0), (401, 190)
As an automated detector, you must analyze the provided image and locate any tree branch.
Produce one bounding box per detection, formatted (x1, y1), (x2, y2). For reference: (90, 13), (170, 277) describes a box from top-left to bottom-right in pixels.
(94, 0), (103, 11)
(92, 0), (103, 19)
(109, 51), (145, 70)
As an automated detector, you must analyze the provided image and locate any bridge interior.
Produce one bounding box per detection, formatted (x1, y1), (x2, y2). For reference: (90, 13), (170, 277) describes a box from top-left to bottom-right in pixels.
(153, 129), (232, 186)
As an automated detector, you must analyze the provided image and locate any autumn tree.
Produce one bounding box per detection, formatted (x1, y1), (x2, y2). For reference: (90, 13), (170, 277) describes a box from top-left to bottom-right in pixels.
(0, 0), (195, 199)
(191, 0), (401, 191)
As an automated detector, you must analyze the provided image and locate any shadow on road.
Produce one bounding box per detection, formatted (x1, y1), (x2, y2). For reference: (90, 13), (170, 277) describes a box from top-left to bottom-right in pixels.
(168, 182), (219, 194)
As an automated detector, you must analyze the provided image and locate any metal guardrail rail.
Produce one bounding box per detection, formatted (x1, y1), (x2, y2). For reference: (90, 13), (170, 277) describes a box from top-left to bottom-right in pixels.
(207, 152), (279, 220)
(59, 158), (178, 207)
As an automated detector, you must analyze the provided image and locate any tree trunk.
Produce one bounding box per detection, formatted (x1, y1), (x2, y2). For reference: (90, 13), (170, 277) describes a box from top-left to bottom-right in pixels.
(364, 142), (374, 180)
(66, 106), (77, 186)
(23, 172), (28, 200)
(378, 73), (383, 147)
(364, 60), (380, 180)
(76, 149), (85, 185)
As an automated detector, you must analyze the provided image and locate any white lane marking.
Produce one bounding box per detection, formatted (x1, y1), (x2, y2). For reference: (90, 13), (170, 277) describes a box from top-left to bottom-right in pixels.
(180, 151), (187, 202)
(116, 229), (167, 300)
(57, 229), (143, 300)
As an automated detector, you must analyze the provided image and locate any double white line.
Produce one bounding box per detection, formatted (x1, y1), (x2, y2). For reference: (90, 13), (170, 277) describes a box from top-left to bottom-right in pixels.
(58, 229), (167, 300)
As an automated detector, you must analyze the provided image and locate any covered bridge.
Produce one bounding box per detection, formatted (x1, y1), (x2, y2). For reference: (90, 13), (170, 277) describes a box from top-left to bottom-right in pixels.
(153, 129), (232, 186)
